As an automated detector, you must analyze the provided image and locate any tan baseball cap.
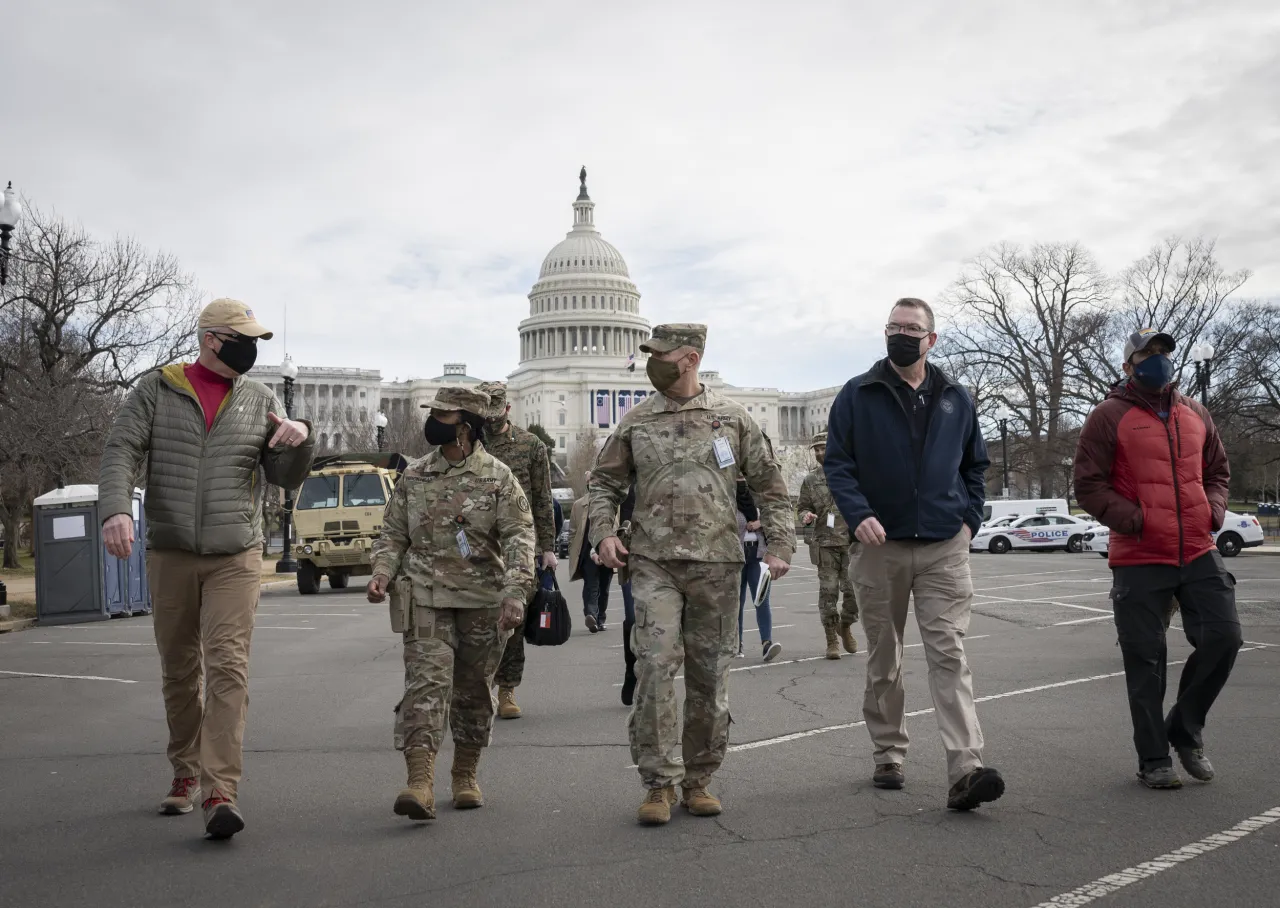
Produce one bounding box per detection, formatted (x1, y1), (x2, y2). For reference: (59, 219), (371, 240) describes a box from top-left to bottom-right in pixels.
(199, 298), (274, 339)
(418, 386), (492, 416)
(640, 323), (707, 355)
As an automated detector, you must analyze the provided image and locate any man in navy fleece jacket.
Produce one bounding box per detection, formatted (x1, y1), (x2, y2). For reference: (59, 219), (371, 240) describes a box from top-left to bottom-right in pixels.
(823, 297), (1003, 812)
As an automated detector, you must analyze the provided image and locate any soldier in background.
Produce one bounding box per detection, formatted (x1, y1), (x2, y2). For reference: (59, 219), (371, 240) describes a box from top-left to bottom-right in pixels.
(367, 386), (536, 822)
(476, 380), (558, 720)
(589, 324), (795, 826)
(798, 430), (859, 659)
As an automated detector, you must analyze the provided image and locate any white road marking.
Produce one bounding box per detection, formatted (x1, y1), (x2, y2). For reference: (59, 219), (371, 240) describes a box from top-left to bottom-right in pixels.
(977, 570), (1090, 581)
(613, 636), (993, 684)
(0, 670), (137, 684)
(725, 647), (1264, 754)
(29, 641), (152, 647)
(976, 592), (1109, 613)
(743, 624), (794, 633)
(1027, 806), (1280, 908)
(255, 613), (359, 617)
(975, 578), (1112, 593)
(252, 626), (317, 631)
(1052, 615), (1113, 626)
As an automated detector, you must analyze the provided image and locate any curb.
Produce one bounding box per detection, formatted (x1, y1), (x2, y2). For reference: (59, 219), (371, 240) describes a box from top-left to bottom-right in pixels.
(0, 618), (38, 634)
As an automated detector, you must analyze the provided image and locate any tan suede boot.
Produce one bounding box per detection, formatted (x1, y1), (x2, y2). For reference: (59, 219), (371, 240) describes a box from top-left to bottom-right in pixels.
(497, 687), (522, 720)
(840, 621), (859, 654)
(451, 745), (484, 809)
(681, 785), (723, 817)
(394, 748), (436, 821)
(824, 623), (842, 660)
(637, 786), (678, 826)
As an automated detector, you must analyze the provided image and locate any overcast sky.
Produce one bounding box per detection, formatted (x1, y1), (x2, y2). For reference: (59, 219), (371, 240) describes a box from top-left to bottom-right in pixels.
(10, 0), (1279, 391)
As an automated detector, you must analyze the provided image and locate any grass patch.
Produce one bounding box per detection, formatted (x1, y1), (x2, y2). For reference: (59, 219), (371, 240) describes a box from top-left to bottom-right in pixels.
(1, 552), (37, 577)
(3, 599), (37, 622)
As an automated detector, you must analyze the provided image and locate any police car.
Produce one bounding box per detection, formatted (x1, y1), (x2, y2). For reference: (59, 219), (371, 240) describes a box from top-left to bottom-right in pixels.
(1083, 511), (1265, 558)
(970, 513), (1098, 554)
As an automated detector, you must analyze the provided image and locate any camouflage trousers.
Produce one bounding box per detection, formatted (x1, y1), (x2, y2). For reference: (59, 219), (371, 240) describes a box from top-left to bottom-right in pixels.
(394, 606), (511, 753)
(816, 544), (858, 629)
(494, 611), (526, 688)
(628, 555), (740, 790)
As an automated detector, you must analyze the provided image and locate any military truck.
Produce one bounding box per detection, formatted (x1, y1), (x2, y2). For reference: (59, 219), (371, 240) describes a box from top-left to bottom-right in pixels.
(289, 452), (408, 595)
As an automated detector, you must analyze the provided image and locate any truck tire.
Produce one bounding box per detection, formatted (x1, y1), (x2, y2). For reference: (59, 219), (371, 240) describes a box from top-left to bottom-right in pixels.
(328, 571), (349, 590)
(297, 560), (320, 595)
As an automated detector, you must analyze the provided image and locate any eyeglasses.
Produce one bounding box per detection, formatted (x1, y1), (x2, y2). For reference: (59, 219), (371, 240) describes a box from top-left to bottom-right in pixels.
(884, 324), (931, 338)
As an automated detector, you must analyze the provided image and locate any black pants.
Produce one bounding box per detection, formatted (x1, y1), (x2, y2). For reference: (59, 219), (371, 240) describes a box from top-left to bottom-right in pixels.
(581, 562), (614, 622)
(1111, 551), (1242, 771)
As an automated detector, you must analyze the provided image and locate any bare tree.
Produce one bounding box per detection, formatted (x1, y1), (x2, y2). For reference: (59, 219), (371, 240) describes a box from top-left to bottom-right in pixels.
(567, 432), (600, 499)
(775, 444), (815, 497)
(0, 205), (200, 567)
(936, 242), (1111, 498)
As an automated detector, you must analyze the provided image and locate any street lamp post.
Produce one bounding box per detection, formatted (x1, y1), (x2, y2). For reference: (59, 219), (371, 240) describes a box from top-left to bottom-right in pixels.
(1191, 343), (1215, 408)
(0, 182), (24, 286)
(998, 407), (1011, 499)
(276, 354), (300, 574)
(374, 410), (388, 452)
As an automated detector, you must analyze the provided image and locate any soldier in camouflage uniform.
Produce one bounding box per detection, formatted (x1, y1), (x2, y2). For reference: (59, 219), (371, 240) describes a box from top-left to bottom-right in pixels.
(798, 430), (860, 659)
(475, 380), (558, 721)
(367, 386), (536, 822)
(589, 324), (796, 826)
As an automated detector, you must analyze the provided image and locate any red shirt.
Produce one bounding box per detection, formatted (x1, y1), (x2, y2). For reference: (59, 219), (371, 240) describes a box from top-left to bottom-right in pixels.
(184, 361), (233, 432)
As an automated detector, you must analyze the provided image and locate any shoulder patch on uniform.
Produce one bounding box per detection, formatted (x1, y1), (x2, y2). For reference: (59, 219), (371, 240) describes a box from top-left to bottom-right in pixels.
(517, 493), (530, 512)
(939, 398), (955, 414)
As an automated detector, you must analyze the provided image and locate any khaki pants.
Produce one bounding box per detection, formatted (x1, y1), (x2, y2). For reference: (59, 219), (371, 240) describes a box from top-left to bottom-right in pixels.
(147, 548), (262, 802)
(628, 556), (740, 790)
(395, 607), (510, 752)
(851, 531), (983, 785)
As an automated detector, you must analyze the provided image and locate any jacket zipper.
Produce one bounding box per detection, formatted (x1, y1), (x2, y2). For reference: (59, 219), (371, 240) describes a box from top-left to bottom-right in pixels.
(870, 375), (926, 537)
(1160, 411), (1184, 567)
(178, 377), (240, 554)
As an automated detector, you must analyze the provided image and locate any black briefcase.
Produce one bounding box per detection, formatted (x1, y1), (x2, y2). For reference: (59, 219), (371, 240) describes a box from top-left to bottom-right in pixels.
(524, 569), (572, 646)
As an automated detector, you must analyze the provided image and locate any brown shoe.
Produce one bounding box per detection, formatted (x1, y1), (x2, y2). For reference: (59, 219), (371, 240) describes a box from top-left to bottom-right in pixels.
(840, 621), (859, 654)
(159, 776), (200, 816)
(393, 748), (436, 821)
(637, 786), (678, 826)
(681, 785), (723, 817)
(873, 762), (905, 790)
(823, 623), (842, 660)
(451, 745), (485, 809)
(497, 687), (522, 720)
(201, 789), (245, 840)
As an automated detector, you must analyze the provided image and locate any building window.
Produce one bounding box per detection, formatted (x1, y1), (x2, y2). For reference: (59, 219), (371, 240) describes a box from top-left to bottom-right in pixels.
(748, 406), (753, 412)
(559, 436), (566, 449)
(558, 412), (565, 425)
(559, 394), (565, 402)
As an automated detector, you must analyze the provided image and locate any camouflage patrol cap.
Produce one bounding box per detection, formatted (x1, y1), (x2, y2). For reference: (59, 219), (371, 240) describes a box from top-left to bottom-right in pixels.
(640, 323), (707, 355)
(418, 385), (492, 416)
(475, 381), (509, 417)
(810, 430), (828, 449)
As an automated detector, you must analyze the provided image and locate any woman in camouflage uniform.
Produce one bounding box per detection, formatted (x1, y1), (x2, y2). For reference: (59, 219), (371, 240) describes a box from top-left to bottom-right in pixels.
(367, 386), (536, 822)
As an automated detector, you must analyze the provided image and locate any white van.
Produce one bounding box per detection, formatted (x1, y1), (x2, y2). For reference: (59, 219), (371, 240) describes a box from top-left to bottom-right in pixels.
(982, 499), (1070, 525)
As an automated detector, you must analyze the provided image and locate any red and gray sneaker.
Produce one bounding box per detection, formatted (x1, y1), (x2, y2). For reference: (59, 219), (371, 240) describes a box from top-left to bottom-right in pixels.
(202, 789), (245, 840)
(159, 777), (200, 816)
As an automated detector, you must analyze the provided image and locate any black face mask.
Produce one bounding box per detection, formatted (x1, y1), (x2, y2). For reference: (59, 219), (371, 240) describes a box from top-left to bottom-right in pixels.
(886, 334), (924, 368)
(213, 333), (258, 375)
(423, 416), (461, 447)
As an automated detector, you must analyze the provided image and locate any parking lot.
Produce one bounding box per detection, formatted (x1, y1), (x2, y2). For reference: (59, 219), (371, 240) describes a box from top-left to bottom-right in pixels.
(1, 548), (1278, 908)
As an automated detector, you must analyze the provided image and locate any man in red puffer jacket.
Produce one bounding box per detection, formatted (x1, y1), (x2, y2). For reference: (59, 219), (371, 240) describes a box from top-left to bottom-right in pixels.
(1075, 327), (1242, 791)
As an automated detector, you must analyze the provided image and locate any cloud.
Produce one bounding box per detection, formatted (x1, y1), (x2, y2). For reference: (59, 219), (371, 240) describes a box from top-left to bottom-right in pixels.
(7, 0), (1278, 391)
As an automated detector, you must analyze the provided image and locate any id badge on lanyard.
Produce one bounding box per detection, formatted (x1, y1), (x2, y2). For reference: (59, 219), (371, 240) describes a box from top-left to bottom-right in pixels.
(713, 436), (735, 469)
(456, 529), (472, 559)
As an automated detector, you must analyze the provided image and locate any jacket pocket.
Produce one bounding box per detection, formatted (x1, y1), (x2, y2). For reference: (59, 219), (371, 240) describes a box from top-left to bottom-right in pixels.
(631, 426), (673, 468)
(389, 575), (412, 634)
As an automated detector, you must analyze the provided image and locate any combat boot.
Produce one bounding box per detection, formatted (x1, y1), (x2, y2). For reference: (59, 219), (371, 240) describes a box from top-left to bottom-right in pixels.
(451, 745), (485, 809)
(824, 623), (842, 660)
(681, 785), (723, 817)
(637, 786), (678, 826)
(393, 748), (436, 821)
(840, 621), (859, 654)
(497, 687), (522, 720)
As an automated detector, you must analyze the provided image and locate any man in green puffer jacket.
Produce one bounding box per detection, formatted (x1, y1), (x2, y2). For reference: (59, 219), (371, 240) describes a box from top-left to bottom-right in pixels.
(98, 298), (316, 841)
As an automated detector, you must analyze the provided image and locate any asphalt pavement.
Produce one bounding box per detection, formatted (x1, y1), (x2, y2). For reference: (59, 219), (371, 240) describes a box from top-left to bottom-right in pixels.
(1, 548), (1278, 908)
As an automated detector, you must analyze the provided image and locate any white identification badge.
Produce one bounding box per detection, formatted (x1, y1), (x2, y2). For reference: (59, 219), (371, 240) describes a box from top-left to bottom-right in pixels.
(456, 530), (472, 559)
(713, 436), (735, 469)
(826, 513), (836, 529)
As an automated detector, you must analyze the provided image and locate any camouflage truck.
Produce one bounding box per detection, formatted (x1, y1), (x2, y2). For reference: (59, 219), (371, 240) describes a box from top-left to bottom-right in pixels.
(290, 452), (408, 595)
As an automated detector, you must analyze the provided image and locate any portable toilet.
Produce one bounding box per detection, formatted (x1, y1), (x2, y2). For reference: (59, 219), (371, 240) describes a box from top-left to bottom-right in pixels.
(32, 485), (151, 625)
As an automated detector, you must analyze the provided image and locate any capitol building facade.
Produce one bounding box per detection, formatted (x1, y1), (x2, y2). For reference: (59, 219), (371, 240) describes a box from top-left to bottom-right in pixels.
(251, 170), (840, 464)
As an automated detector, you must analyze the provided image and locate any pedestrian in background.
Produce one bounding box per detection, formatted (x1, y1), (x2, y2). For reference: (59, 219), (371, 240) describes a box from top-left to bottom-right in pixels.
(825, 297), (1003, 811)
(798, 429), (859, 660)
(368, 386), (535, 821)
(736, 478), (782, 662)
(476, 381), (557, 721)
(1074, 327), (1241, 789)
(589, 324), (795, 825)
(98, 299), (316, 839)
(570, 471), (614, 632)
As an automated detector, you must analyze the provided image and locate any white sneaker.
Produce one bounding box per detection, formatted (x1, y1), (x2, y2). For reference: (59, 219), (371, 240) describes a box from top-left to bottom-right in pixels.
(735, 645), (745, 659)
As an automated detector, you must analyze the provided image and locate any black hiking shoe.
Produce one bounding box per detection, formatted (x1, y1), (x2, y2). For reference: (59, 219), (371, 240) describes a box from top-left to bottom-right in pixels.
(1175, 748), (1214, 782)
(1137, 766), (1183, 789)
(947, 767), (1005, 810)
